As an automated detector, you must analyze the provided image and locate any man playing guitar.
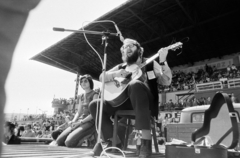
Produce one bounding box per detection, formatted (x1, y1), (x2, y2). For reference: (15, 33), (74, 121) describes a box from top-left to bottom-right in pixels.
(89, 38), (172, 158)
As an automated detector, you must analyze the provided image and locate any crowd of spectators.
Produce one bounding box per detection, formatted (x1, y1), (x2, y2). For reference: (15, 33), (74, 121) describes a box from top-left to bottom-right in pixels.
(52, 98), (74, 106)
(158, 64), (240, 93)
(160, 92), (239, 112)
(5, 107), (98, 147)
(9, 110), (75, 141)
(159, 97), (212, 111)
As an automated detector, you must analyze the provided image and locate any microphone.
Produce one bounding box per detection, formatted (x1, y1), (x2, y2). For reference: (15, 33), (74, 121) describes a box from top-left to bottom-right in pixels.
(114, 24), (124, 42)
(53, 27), (65, 32)
(53, 27), (119, 36)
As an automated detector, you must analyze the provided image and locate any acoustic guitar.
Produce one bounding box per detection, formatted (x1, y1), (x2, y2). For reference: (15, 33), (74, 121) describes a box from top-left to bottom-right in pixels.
(104, 42), (183, 107)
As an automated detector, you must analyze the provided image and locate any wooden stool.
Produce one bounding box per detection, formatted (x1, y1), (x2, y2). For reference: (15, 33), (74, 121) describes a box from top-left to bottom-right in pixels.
(112, 110), (159, 152)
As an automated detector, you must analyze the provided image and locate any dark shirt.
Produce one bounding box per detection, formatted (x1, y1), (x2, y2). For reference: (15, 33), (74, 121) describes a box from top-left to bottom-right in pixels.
(78, 90), (98, 119)
(7, 135), (21, 145)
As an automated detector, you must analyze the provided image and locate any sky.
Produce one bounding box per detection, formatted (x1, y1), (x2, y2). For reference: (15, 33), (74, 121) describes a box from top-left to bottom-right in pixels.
(4, 0), (127, 116)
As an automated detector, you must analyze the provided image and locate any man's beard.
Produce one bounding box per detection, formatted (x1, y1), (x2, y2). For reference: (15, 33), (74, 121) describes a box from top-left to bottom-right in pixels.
(126, 49), (139, 65)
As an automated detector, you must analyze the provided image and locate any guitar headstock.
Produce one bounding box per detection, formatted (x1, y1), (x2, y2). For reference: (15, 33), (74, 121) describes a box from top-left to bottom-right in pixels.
(168, 42), (183, 51)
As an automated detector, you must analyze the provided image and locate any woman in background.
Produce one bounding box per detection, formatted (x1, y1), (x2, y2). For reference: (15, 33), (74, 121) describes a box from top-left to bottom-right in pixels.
(55, 74), (98, 147)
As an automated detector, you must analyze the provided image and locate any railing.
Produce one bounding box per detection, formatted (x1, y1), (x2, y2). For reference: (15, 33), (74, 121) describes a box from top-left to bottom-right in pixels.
(196, 81), (223, 92)
(228, 78), (240, 88)
(178, 88), (195, 102)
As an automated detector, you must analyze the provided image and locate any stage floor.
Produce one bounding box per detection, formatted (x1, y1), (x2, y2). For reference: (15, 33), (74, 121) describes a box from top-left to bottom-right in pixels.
(1, 144), (166, 158)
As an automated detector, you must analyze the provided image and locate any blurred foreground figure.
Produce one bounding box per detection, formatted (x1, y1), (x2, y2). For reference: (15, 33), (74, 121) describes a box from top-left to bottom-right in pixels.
(3, 121), (20, 145)
(0, 0), (40, 155)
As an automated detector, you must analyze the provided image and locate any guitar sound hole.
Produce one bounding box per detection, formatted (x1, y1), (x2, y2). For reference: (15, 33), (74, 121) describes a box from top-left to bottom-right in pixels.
(125, 72), (132, 79)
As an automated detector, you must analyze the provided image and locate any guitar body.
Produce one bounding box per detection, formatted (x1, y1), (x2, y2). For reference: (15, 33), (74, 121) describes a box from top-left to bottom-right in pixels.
(104, 64), (142, 107)
(104, 82), (129, 107)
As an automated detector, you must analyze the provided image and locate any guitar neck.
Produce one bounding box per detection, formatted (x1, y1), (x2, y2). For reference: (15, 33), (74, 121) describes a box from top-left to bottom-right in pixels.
(139, 42), (182, 69)
(139, 53), (159, 69)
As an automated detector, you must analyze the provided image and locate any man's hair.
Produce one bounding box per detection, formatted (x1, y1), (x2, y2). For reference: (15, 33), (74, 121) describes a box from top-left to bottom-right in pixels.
(80, 74), (94, 89)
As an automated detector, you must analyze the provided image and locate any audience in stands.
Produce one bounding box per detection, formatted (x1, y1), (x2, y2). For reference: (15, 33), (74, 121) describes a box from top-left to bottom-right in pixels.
(176, 99), (186, 109)
(160, 96), (215, 111)
(21, 124), (36, 137)
(185, 98), (192, 107)
(231, 93), (239, 103)
(159, 64), (240, 93)
(160, 91), (240, 111)
(206, 97), (211, 104)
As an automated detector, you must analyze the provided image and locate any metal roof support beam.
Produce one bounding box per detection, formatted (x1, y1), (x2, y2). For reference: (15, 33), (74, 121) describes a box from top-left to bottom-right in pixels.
(117, 0), (166, 25)
(127, 4), (178, 28)
(40, 54), (79, 73)
(74, 37), (88, 47)
(38, 60), (76, 74)
(175, 0), (194, 24)
(141, 10), (238, 45)
(73, 70), (80, 110)
(59, 46), (84, 61)
(44, 55), (78, 67)
(85, 0), (142, 30)
(128, 9), (160, 36)
(73, 37), (101, 49)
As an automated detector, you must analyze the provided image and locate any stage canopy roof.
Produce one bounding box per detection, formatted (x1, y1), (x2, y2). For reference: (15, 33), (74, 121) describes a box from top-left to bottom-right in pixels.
(31, 0), (240, 80)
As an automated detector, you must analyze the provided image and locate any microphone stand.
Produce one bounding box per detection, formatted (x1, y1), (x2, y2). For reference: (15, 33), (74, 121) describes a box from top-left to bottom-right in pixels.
(53, 27), (115, 156)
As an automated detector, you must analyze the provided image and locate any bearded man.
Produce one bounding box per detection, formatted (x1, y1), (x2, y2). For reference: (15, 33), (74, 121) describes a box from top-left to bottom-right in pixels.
(89, 38), (172, 158)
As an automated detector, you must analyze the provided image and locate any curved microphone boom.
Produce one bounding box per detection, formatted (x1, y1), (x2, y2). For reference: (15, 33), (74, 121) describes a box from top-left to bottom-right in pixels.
(114, 24), (124, 42)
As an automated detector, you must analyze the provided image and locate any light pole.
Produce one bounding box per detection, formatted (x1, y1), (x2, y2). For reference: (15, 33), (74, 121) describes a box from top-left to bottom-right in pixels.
(27, 108), (29, 115)
(19, 109), (21, 120)
(11, 110), (14, 121)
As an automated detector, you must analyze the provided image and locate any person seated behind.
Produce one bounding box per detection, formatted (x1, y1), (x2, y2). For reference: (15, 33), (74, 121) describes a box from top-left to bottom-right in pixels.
(36, 130), (43, 138)
(41, 129), (51, 138)
(176, 99), (185, 110)
(231, 93), (239, 103)
(16, 125), (25, 137)
(43, 120), (51, 132)
(55, 74), (98, 147)
(168, 99), (175, 110)
(21, 124), (36, 137)
(89, 38), (172, 158)
(227, 65), (232, 74)
(231, 64), (237, 74)
(3, 121), (21, 145)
